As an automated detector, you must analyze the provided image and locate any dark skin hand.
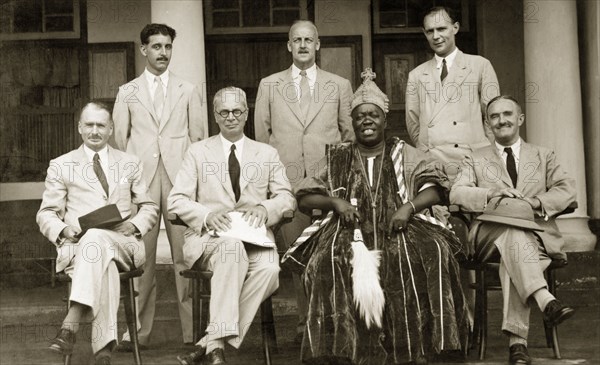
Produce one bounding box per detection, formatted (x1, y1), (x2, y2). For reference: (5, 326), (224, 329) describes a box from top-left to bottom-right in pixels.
(299, 195), (361, 224)
(298, 186), (443, 234)
(387, 186), (442, 234)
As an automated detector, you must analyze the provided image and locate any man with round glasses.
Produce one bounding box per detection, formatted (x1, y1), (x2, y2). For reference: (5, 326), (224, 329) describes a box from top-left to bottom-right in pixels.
(169, 87), (295, 365)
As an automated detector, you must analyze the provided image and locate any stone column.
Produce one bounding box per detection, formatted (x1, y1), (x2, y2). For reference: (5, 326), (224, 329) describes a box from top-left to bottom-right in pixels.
(151, 0), (209, 136)
(578, 0), (600, 222)
(523, 0), (596, 250)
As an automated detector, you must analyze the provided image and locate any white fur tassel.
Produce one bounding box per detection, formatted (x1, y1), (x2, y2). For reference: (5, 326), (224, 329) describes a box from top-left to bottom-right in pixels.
(350, 232), (385, 329)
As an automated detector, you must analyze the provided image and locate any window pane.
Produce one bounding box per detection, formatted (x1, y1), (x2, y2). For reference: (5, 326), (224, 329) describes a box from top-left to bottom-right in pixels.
(272, 0), (299, 7)
(380, 11), (407, 28)
(242, 0), (269, 27)
(213, 0), (239, 10)
(13, 0), (43, 33)
(213, 11), (239, 27)
(45, 0), (74, 14)
(272, 10), (299, 26)
(45, 16), (73, 32)
(380, 0), (405, 12)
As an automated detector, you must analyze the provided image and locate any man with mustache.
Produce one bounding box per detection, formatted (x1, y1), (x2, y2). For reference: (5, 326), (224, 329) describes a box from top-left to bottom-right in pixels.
(450, 95), (576, 365)
(113, 23), (208, 349)
(406, 6), (500, 181)
(254, 20), (354, 342)
(38, 102), (158, 365)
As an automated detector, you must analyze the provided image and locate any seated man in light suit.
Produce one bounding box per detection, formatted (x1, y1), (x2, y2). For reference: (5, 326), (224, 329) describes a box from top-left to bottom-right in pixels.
(169, 87), (296, 365)
(37, 102), (159, 365)
(450, 95), (577, 365)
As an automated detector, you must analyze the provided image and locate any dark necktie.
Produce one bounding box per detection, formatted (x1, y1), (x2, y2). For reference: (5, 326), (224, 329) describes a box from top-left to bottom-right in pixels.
(504, 147), (518, 187)
(299, 70), (311, 120)
(440, 58), (448, 84)
(93, 153), (109, 196)
(229, 144), (241, 201)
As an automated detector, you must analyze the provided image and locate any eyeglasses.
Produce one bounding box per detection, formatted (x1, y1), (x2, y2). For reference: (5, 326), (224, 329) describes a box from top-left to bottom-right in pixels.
(216, 109), (246, 118)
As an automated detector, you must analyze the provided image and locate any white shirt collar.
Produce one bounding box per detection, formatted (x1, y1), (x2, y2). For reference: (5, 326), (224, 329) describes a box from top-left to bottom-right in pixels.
(291, 63), (317, 82)
(219, 134), (246, 159)
(83, 145), (110, 182)
(495, 138), (521, 156)
(435, 47), (459, 70)
(144, 68), (169, 90)
(83, 144), (108, 163)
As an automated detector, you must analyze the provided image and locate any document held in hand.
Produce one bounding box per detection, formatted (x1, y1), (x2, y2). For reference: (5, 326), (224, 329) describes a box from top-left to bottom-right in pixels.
(210, 211), (276, 248)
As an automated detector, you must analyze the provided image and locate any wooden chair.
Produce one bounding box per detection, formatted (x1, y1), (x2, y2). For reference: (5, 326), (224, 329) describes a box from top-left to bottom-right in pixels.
(169, 210), (294, 365)
(56, 268), (144, 365)
(449, 203), (576, 361)
(180, 268), (278, 365)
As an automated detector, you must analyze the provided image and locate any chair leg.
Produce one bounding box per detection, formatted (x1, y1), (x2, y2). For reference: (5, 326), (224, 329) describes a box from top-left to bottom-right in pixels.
(191, 277), (201, 343)
(478, 268), (487, 361)
(63, 282), (72, 365)
(261, 296), (278, 354)
(471, 273), (480, 352)
(545, 269), (562, 359)
(260, 297), (274, 365)
(123, 278), (143, 365)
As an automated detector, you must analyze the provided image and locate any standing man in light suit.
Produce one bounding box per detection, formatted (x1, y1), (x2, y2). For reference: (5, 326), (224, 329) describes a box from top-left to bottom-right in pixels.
(38, 102), (158, 365)
(406, 6), (500, 180)
(113, 23), (208, 348)
(254, 20), (354, 340)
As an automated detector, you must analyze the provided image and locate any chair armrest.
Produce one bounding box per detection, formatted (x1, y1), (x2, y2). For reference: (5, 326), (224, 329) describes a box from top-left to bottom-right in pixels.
(167, 212), (188, 227)
(282, 210), (294, 222)
(556, 201), (578, 217)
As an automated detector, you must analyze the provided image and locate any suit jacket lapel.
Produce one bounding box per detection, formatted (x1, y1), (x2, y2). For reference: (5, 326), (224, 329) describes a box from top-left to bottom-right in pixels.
(483, 145), (513, 188)
(159, 73), (184, 132)
(304, 68), (327, 128)
(441, 50), (472, 101)
(428, 51), (473, 126)
(107, 146), (122, 198)
(239, 139), (258, 195)
(516, 142), (536, 190)
(207, 137), (236, 201)
(422, 58), (444, 125)
(277, 67), (305, 125)
(136, 74), (160, 126)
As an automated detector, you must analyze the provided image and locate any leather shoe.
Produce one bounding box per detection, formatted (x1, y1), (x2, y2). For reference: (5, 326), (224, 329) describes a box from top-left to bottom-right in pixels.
(49, 328), (75, 355)
(115, 340), (148, 352)
(509, 344), (531, 365)
(543, 299), (575, 326)
(203, 348), (226, 365)
(177, 345), (206, 365)
(95, 356), (111, 365)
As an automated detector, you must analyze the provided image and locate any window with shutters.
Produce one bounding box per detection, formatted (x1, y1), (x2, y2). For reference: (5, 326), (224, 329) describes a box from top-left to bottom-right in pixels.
(205, 0), (308, 34)
(373, 0), (469, 34)
(0, 0), (80, 40)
